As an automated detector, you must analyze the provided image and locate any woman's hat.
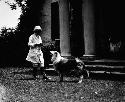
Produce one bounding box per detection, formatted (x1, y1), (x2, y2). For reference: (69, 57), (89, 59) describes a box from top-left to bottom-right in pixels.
(33, 26), (42, 31)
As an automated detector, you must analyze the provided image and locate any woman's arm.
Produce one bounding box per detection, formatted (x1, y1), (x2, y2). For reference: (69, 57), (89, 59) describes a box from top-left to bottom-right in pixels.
(34, 36), (43, 47)
(28, 35), (43, 48)
(28, 35), (35, 47)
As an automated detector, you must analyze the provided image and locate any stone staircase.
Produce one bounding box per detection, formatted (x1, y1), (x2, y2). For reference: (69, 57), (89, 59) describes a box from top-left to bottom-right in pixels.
(84, 59), (125, 74)
(45, 59), (125, 75)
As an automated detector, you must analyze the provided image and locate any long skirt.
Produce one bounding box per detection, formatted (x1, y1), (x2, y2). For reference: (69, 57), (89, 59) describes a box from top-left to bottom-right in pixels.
(26, 49), (44, 67)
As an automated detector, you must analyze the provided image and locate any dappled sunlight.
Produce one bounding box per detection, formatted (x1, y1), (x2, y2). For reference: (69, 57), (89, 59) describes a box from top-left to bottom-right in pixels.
(0, 84), (8, 101)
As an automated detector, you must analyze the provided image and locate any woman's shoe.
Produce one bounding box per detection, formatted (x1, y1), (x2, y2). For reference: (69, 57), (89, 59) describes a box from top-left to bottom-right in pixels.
(32, 76), (37, 80)
(42, 75), (51, 81)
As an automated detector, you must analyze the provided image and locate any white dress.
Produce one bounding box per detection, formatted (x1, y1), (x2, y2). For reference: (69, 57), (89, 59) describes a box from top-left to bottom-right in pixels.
(26, 34), (44, 67)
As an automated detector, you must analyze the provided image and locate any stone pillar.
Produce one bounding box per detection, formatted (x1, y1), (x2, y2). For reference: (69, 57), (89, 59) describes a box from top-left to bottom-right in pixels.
(41, 0), (51, 42)
(82, 0), (96, 58)
(59, 0), (71, 56)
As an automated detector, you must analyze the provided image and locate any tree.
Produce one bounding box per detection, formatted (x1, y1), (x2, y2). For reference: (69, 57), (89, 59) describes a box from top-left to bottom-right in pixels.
(0, 0), (46, 66)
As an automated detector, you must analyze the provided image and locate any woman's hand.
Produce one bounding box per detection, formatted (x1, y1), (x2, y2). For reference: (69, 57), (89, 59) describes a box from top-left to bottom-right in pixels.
(29, 44), (43, 49)
(35, 44), (42, 47)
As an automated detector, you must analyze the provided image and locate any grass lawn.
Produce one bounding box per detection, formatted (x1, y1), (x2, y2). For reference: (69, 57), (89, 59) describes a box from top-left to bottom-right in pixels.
(0, 67), (125, 102)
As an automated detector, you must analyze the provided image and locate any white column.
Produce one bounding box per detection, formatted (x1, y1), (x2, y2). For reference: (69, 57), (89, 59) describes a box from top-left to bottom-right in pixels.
(59, 0), (71, 56)
(82, 0), (96, 57)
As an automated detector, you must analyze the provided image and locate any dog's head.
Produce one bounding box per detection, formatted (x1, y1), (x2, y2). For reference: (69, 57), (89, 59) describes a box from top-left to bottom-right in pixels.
(50, 51), (62, 63)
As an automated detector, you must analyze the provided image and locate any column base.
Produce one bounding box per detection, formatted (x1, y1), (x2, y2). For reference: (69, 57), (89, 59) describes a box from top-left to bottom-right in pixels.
(61, 53), (71, 57)
(81, 54), (97, 60)
(62, 56), (75, 59)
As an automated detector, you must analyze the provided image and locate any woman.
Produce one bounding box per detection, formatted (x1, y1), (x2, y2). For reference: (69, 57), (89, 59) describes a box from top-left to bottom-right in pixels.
(26, 26), (50, 80)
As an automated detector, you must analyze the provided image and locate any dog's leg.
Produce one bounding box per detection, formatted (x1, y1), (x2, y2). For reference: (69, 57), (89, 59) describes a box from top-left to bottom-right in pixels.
(59, 73), (63, 82)
(78, 75), (83, 83)
(86, 70), (90, 78)
(83, 69), (89, 78)
(77, 69), (89, 83)
(76, 68), (83, 83)
(32, 63), (38, 79)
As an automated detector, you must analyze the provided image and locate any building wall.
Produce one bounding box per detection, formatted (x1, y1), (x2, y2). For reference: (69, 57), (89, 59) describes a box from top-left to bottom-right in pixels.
(40, 0), (59, 43)
(40, 0), (52, 42)
(40, 0), (125, 59)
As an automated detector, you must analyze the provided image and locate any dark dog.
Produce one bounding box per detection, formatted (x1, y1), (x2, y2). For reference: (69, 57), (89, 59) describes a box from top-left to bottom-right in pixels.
(50, 51), (89, 83)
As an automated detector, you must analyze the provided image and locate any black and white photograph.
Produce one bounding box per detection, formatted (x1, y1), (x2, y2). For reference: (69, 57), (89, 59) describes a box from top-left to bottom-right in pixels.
(0, 0), (125, 101)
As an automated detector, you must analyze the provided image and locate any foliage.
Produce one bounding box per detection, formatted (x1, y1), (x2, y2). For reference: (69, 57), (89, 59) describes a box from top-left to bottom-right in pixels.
(0, 0), (47, 66)
(0, 27), (15, 38)
(42, 41), (56, 52)
(4, 0), (45, 32)
(16, 0), (45, 32)
(5, 0), (27, 11)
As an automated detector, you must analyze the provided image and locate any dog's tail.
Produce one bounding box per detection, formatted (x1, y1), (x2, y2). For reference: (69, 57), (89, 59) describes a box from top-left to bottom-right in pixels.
(75, 57), (82, 63)
(75, 57), (84, 65)
(75, 57), (85, 70)
(75, 57), (89, 79)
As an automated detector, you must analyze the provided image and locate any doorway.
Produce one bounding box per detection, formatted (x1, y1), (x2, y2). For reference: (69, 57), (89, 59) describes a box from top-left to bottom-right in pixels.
(51, 1), (60, 52)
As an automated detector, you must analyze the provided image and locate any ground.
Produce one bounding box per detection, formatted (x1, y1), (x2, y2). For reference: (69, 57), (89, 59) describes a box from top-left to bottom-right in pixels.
(0, 67), (125, 102)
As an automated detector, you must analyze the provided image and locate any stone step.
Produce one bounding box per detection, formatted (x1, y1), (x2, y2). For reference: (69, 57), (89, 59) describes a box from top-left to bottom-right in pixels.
(49, 58), (125, 66)
(47, 59), (125, 75)
(85, 65), (125, 72)
(46, 66), (125, 73)
(44, 67), (125, 76)
(84, 59), (125, 66)
(90, 71), (125, 75)
(47, 63), (125, 74)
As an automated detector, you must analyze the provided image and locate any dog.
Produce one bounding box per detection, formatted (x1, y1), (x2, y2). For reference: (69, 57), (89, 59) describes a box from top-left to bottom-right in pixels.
(50, 51), (89, 83)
